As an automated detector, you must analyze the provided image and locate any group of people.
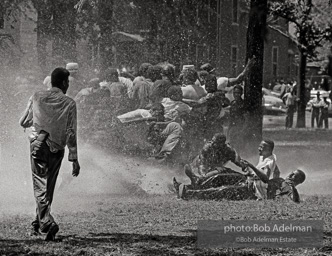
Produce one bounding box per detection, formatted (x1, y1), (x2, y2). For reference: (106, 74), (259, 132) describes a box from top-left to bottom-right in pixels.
(308, 91), (330, 129)
(69, 59), (254, 162)
(270, 78), (331, 129)
(173, 133), (306, 203)
(18, 57), (306, 242)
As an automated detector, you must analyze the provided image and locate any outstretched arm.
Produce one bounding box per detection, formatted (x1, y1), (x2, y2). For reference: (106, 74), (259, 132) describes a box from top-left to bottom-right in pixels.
(241, 159), (269, 183)
(227, 57), (255, 87)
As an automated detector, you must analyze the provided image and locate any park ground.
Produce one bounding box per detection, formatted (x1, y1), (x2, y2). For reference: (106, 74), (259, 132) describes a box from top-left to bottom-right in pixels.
(1, 113), (332, 255)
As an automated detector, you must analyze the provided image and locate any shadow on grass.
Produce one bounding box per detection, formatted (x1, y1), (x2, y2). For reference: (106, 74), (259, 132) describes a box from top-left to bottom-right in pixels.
(0, 232), (262, 256)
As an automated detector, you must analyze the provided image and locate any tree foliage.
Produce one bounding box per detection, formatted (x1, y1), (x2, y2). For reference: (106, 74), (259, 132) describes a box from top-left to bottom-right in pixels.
(269, 0), (332, 128)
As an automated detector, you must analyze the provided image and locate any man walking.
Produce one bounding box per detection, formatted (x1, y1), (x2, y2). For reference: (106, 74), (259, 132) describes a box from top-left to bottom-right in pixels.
(19, 67), (80, 241)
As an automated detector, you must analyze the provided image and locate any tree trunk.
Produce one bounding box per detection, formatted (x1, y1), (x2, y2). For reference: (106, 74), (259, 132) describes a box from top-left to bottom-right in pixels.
(296, 49), (307, 128)
(51, 0), (77, 66)
(243, 0), (267, 156)
(98, 0), (114, 72)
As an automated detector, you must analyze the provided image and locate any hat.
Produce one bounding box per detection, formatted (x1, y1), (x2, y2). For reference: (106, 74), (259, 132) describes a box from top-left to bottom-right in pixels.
(66, 63), (79, 72)
(182, 65), (195, 72)
(200, 63), (215, 73)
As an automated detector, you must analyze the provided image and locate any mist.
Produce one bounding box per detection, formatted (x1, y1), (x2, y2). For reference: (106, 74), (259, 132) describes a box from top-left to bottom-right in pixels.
(1, 71), (332, 216)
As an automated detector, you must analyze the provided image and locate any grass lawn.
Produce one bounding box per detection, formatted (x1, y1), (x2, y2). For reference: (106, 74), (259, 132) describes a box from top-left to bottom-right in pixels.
(1, 128), (332, 255)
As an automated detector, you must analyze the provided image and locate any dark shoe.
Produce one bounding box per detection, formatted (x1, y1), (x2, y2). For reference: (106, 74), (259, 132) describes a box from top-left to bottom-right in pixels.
(45, 223), (59, 241)
(173, 177), (181, 193)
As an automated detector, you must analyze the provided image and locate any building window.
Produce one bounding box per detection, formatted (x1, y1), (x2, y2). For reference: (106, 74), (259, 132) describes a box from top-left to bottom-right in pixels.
(272, 46), (278, 77)
(207, 0), (211, 23)
(231, 46), (238, 77)
(0, 9), (4, 29)
(232, 0), (238, 24)
(288, 53), (292, 76)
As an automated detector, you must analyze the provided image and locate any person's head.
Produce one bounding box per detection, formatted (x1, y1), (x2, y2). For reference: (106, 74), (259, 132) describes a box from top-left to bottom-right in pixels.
(138, 63), (152, 78)
(159, 63), (175, 81)
(51, 67), (70, 94)
(211, 133), (226, 147)
(149, 103), (165, 121)
(233, 85), (243, 100)
(104, 68), (119, 82)
(66, 63), (79, 77)
(89, 78), (100, 89)
(182, 68), (198, 85)
(200, 63), (215, 74)
(167, 86), (183, 101)
(205, 75), (218, 93)
(258, 139), (274, 158)
(146, 65), (162, 82)
(286, 169), (306, 186)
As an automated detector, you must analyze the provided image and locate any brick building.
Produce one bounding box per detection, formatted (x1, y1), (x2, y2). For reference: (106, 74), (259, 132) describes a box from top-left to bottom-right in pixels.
(1, 0), (299, 86)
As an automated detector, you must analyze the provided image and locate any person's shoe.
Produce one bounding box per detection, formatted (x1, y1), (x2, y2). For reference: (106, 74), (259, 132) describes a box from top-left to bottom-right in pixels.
(45, 223), (59, 242)
(173, 177), (181, 193)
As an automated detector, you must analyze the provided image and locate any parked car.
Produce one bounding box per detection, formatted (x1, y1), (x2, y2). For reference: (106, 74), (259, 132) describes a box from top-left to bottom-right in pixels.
(262, 88), (287, 115)
(306, 89), (332, 116)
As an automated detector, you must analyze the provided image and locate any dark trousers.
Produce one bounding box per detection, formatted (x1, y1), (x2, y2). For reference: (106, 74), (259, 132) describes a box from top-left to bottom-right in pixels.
(285, 105), (295, 128)
(318, 109), (329, 129)
(311, 108), (320, 128)
(30, 141), (64, 232)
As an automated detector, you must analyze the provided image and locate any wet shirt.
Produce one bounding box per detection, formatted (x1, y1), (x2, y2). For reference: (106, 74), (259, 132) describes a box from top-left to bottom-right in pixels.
(254, 154), (279, 179)
(132, 78), (153, 109)
(20, 87), (78, 161)
(198, 92), (230, 122)
(267, 178), (300, 203)
(161, 98), (192, 123)
(150, 79), (173, 103)
(229, 98), (246, 126)
(282, 93), (296, 106)
(191, 141), (240, 175)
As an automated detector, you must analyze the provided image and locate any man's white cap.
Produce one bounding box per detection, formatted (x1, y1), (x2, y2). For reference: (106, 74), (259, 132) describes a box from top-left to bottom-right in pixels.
(66, 62), (79, 72)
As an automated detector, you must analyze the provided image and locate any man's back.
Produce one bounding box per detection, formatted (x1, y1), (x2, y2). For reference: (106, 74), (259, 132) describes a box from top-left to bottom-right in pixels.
(25, 87), (76, 150)
(181, 84), (207, 100)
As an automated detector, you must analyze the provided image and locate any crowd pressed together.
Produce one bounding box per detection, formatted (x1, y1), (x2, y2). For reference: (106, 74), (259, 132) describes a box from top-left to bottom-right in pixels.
(19, 61), (306, 242)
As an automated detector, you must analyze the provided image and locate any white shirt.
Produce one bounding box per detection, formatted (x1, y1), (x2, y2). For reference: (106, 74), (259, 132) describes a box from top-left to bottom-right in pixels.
(161, 98), (192, 123)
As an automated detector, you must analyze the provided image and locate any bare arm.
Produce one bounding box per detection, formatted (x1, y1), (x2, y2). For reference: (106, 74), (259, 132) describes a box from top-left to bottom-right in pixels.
(227, 57), (255, 87)
(241, 159), (269, 183)
(19, 96), (33, 128)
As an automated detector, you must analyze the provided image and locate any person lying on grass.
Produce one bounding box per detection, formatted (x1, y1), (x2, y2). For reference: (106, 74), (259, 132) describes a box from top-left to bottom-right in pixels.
(242, 159), (306, 203)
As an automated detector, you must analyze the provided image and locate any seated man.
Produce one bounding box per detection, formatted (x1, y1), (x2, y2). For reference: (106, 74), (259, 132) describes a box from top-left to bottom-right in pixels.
(116, 103), (184, 162)
(173, 133), (247, 190)
(161, 86), (192, 125)
(244, 139), (280, 200)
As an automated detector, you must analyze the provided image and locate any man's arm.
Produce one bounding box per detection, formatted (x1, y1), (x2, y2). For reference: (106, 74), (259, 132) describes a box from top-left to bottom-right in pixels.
(241, 160), (269, 183)
(227, 58), (255, 87)
(66, 102), (80, 176)
(19, 96), (34, 128)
